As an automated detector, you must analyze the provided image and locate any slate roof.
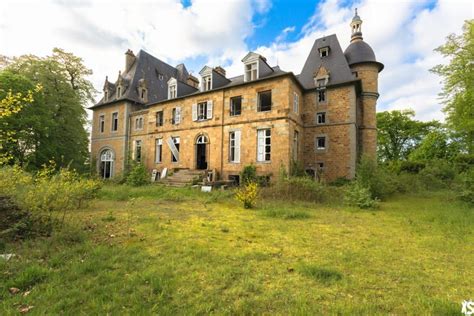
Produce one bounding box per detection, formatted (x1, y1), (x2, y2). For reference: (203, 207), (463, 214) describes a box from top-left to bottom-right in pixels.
(344, 40), (384, 71)
(298, 34), (356, 90)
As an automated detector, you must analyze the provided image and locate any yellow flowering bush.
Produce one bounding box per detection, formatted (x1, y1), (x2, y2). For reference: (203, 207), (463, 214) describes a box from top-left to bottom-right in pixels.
(235, 181), (259, 209)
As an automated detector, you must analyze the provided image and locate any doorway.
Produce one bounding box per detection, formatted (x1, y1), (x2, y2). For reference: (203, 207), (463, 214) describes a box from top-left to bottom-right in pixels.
(196, 135), (208, 170)
(100, 149), (114, 179)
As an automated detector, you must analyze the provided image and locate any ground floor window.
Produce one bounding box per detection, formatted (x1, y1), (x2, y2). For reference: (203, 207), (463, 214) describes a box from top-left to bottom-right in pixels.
(171, 137), (180, 162)
(155, 138), (162, 163)
(229, 131), (241, 163)
(134, 140), (142, 162)
(100, 149), (114, 179)
(257, 128), (271, 162)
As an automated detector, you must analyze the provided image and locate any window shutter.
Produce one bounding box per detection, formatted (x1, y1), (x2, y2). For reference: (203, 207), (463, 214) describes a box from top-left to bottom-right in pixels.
(192, 103), (197, 121)
(257, 130), (264, 161)
(175, 107), (181, 124)
(207, 100), (213, 119)
(235, 130), (241, 163)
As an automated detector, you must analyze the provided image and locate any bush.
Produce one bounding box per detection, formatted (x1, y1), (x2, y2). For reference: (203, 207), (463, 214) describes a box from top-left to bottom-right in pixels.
(235, 182), (259, 209)
(344, 182), (379, 209)
(398, 161), (426, 174)
(454, 154), (474, 173)
(356, 156), (397, 199)
(126, 162), (149, 186)
(329, 177), (352, 187)
(266, 177), (327, 203)
(240, 165), (257, 185)
(455, 167), (474, 205)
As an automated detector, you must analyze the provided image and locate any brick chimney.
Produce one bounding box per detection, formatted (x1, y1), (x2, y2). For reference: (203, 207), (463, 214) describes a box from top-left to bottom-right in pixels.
(125, 49), (136, 72)
(214, 66), (226, 77)
(187, 74), (200, 89)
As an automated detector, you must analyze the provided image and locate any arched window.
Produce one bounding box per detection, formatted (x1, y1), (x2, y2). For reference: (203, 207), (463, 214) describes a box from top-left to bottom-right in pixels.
(100, 149), (114, 179)
(196, 135), (208, 144)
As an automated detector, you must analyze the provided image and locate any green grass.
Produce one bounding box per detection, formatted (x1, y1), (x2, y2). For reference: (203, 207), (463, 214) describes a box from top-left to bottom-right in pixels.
(0, 185), (472, 314)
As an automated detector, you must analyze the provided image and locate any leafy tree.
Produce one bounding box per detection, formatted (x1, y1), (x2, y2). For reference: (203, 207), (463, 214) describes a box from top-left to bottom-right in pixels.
(409, 129), (461, 161)
(377, 109), (439, 162)
(1, 48), (96, 171)
(431, 20), (474, 154)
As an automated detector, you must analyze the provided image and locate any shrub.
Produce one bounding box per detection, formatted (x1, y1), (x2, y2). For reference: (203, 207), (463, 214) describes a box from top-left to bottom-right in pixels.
(271, 177), (326, 202)
(235, 182), (259, 209)
(455, 167), (474, 205)
(454, 154), (474, 173)
(240, 164), (257, 185)
(398, 161), (426, 174)
(329, 177), (352, 187)
(344, 182), (379, 209)
(126, 162), (149, 186)
(355, 156), (397, 199)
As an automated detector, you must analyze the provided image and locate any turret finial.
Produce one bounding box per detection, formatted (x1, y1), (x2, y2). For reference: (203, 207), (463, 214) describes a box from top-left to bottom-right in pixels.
(350, 8), (363, 42)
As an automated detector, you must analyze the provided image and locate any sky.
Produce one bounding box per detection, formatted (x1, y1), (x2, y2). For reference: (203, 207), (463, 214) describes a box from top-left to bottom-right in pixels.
(0, 0), (472, 122)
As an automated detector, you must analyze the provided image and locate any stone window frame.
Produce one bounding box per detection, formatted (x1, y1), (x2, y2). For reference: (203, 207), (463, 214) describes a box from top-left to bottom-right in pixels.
(256, 127), (271, 163)
(155, 138), (163, 164)
(111, 112), (119, 132)
(293, 92), (299, 114)
(257, 90), (272, 112)
(319, 47), (329, 58)
(230, 96), (242, 116)
(316, 111), (327, 125)
(229, 129), (241, 163)
(99, 113), (105, 133)
(315, 134), (328, 152)
(156, 111), (164, 127)
(134, 116), (144, 130)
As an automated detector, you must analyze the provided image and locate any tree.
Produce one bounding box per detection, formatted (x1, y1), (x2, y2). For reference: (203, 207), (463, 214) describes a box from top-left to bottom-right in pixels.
(377, 109), (439, 162)
(409, 129), (461, 161)
(431, 20), (474, 154)
(2, 48), (96, 171)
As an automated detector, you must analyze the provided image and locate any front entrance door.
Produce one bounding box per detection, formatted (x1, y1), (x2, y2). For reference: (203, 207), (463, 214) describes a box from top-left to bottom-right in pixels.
(196, 135), (208, 170)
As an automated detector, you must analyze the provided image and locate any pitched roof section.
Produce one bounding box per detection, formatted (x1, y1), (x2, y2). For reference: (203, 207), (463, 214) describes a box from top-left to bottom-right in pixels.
(92, 50), (196, 109)
(298, 34), (355, 89)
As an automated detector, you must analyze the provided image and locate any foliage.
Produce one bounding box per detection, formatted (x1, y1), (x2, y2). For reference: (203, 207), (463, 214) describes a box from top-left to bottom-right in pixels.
(454, 153), (474, 172)
(264, 176), (328, 203)
(355, 156), (397, 199)
(0, 165), (101, 238)
(125, 162), (149, 187)
(344, 182), (379, 209)
(235, 181), (259, 209)
(289, 159), (306, 177)
(455, 167), (474, 205)
(377, 109), (439, 162)
(409, 130), (461, 161)
(431, 20), (474, 154)
(240, 164), (257, 185)
(1, 48), (95, 171)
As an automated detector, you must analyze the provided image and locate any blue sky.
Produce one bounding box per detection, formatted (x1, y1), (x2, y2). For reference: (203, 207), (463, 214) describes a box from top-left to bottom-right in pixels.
(0, 0), (471, 121)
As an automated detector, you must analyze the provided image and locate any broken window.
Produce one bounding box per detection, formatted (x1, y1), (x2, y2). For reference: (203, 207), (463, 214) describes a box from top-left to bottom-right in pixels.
(230, 96), (242, 116)
(155, 138), (162, 163)
(316, 112), (326, 124)
(99, 114), (105, 133)
(156, 111), (163, 127)
(316, 136), (326, 150)
(111, 112), (118, 131)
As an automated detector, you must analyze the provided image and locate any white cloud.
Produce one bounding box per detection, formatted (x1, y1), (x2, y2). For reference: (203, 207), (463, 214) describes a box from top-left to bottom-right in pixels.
(0, 0), (471, 122)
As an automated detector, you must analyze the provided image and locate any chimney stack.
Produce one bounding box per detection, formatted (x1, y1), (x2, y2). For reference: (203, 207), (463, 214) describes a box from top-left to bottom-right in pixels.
(214, 66), (226, 77)
(125, 49), (136, 72)
(187, 74), (200, 89)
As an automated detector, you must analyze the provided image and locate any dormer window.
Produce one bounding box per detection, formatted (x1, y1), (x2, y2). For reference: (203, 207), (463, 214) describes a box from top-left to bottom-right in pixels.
(202, 75), (212, 91)
(245, 62), (258, 81)
(319, 47), (329, 58)
(104, 90), (109, 101)
(117, 86), (122, 98)
(140, 88), (147, 100)
(168, 77), (177, 99)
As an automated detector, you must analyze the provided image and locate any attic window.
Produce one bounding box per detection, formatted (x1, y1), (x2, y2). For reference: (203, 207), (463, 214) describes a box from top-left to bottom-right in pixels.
(168, 84), (177, 99)
(319, 47), (329, 58)
(140, 88), (147, 102)
(159, 74), (164, 81)
(202, 75), (212, 91)
(245, 62), (258, 81)
(117, 86), (122, 98)
(104, 90), (109, 101)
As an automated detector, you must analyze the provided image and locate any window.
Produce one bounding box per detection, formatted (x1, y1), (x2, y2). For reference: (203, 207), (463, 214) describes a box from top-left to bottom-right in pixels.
(316, 112), (326, 124)
(168, 84), (177, 99)
(134, 140), (142, 162)
(111, 112), (118, 131)
(230, 96), (242, 116)
(245, 62), (258, 81)
(258, 90), (272, 112)
(257, 129), (271, 162)
(117, 86), (121, 98)
(293, 92), (299, 113)
(318, 89), (326, 103)
(197, 102), (207, 120)
(159, 74), (164, 81)
(293, 131), (299, 160)
(135, 116), (143, 130)
(192, 101), (213, 121)
(171, 137), (180, 162)
(171, 107), (181, 125)
(229, 131), (241, 163)
(99, 115), (105, 133)
(100, 149), (114, 179)
(104, 90), (108, 101)
(156, 111), (163, 127)
(316, 136), (326, 150)
(202, 75), (212, 91)
(155, 138), (162, 163)
(319, 47), (329, 57)
(140, 88), (147, 101)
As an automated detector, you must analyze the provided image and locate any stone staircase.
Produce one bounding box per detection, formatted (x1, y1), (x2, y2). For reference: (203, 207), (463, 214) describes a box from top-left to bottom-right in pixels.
(159, 169), (206, 187)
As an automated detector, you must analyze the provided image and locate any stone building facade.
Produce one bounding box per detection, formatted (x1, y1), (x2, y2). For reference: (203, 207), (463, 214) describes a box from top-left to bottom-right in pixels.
(90, 11), (383, 183)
